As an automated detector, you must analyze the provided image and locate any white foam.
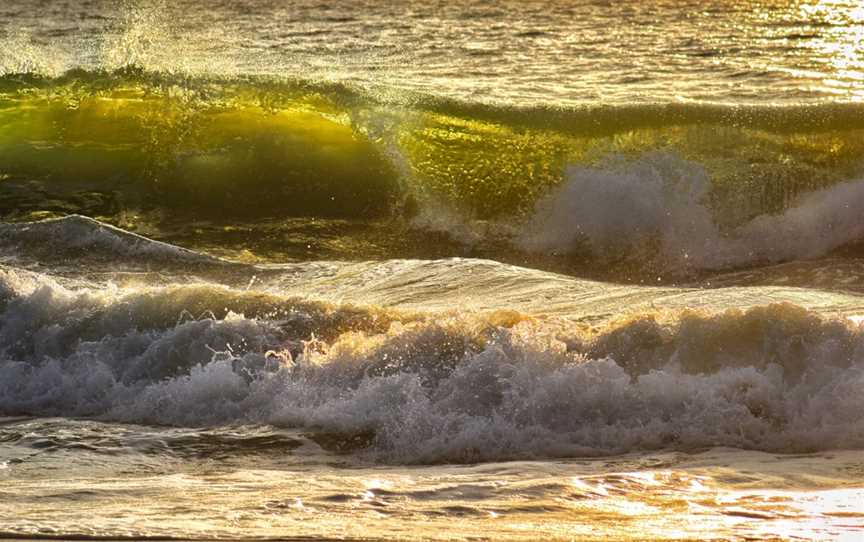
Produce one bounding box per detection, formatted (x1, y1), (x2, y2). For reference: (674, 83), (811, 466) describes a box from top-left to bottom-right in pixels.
(1, 267), (863, 463)
(519, 153), (864, 272)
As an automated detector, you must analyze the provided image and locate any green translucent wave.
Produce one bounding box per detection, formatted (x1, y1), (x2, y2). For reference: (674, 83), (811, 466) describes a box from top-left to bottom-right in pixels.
(1, 68), (863, 228)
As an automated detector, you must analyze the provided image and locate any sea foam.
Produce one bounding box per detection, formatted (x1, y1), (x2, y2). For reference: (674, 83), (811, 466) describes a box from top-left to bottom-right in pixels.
(1, 264), (862, 463)
(520, 153), (864, 272)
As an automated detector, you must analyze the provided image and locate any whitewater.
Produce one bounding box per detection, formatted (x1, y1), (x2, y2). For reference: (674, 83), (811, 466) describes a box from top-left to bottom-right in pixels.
(2, 0), (864, 540)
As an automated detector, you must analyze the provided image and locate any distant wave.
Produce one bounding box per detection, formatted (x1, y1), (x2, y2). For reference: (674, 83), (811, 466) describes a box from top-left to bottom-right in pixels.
(1, 260), (863, 463)
(4, 69), (864, 132)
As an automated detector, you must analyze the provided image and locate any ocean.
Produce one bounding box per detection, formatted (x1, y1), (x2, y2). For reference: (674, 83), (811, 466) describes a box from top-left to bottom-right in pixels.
(1, 0), (863, 540)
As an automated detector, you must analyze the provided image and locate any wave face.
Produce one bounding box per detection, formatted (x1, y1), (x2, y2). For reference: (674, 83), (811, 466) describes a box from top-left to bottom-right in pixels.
(0, 71), (402, 221)
(2, 249), (863, 464)
(3, 70), (864, 276)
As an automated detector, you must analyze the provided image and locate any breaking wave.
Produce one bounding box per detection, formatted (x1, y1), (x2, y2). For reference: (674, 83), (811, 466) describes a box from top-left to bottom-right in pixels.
(2, 69), (864, 274)
(520, 153), (864, 273)
(1, 262), (863, 463)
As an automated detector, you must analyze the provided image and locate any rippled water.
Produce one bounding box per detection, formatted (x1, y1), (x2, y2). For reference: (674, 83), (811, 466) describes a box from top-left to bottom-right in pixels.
(3, 0), (864, 105)
(3, 417), (862, 540)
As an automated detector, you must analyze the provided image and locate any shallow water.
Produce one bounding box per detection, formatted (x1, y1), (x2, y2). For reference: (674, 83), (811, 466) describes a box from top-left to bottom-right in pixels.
(2, 1), (864, 540)
(2, 417), (863, 540)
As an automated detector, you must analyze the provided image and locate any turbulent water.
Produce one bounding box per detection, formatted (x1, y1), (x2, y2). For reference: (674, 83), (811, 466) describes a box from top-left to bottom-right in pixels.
(2, 1), (864, 540)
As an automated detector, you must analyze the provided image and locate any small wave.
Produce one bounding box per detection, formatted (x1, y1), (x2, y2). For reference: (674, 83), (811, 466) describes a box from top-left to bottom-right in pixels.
(1, 265), (862, 463)
(0, 215), (218, 267)
(0, 419), (305, 460)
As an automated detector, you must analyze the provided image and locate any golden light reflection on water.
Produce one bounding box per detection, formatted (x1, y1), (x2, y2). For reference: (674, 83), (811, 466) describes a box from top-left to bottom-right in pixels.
(560, 470), (864, 541)
(800, 0), (864, 100)
(1, 422), (863, 541)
